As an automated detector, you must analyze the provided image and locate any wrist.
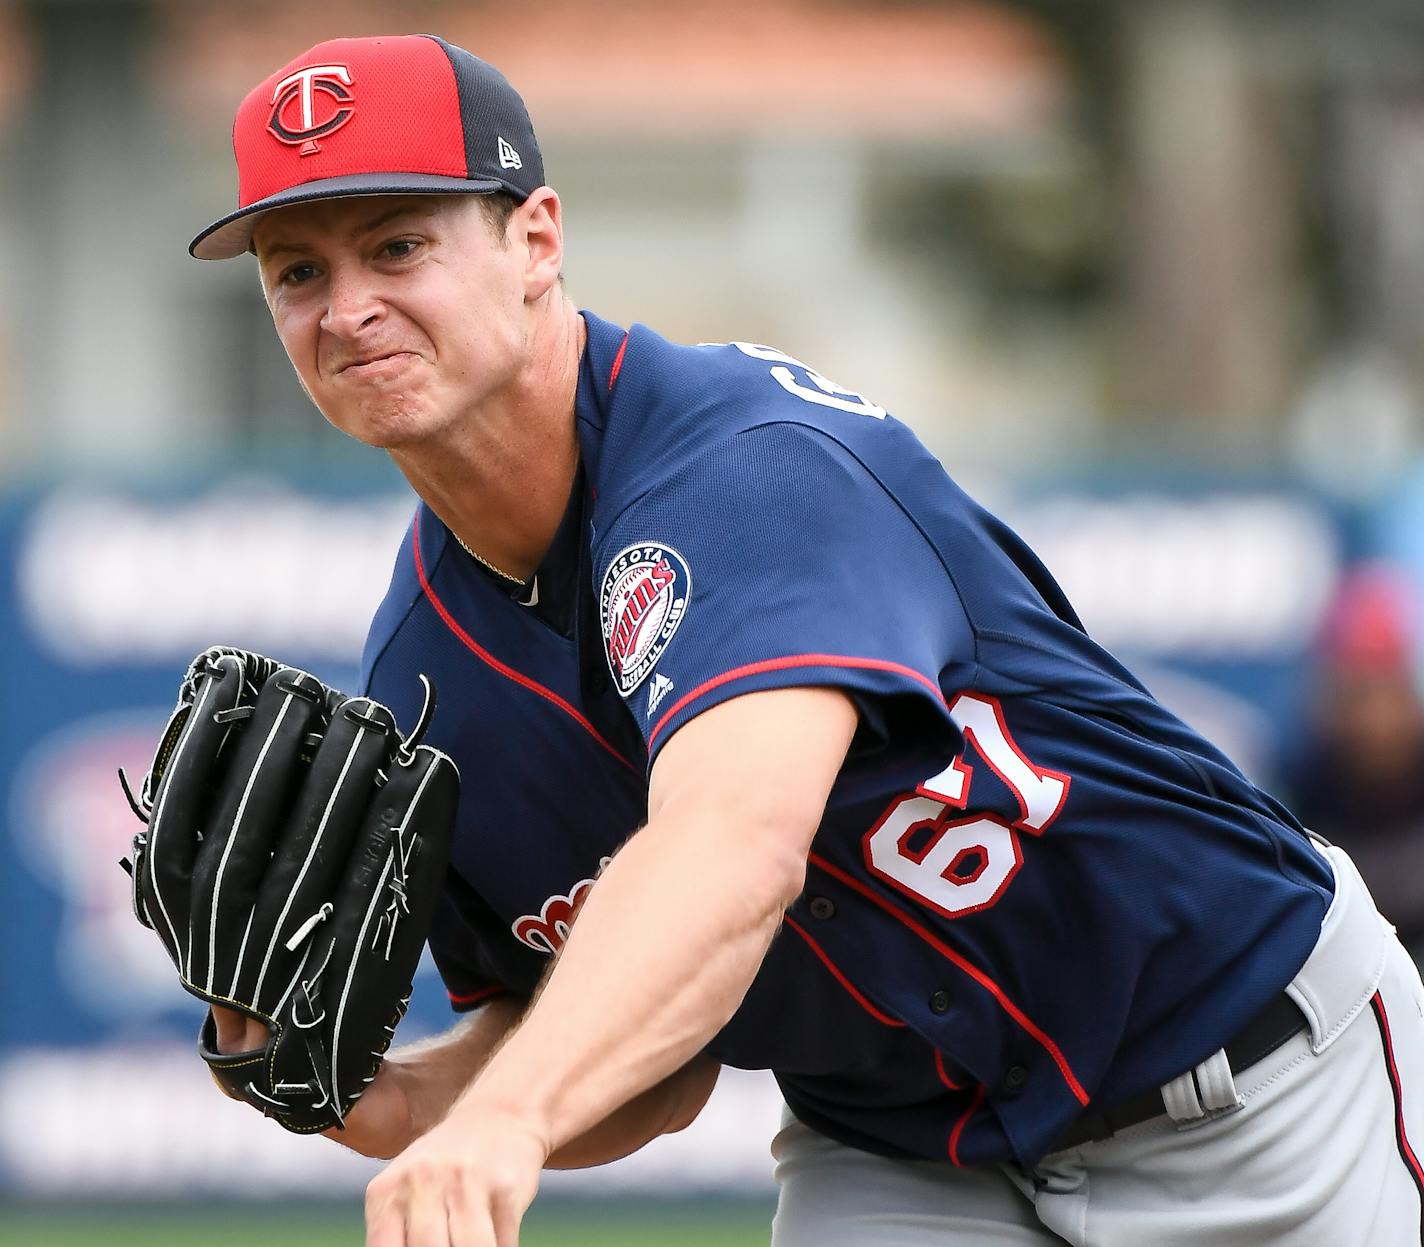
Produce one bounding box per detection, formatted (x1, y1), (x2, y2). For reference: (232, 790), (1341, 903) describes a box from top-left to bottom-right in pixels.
(447, 1083), (555, 1165)
(379, 1052), (430, 1145)
(324, 1060), (419, 1159)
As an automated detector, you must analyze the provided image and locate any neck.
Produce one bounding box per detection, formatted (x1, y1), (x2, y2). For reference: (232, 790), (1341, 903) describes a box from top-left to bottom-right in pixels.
(391, 299), (585, 581)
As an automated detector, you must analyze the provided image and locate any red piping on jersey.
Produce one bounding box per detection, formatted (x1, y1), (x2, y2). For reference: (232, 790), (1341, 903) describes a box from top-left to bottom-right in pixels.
(608, 333), (629, 389)
(948, 1085), (985, 1167)
(448, 985), (507, 1008)
(648, 653), (946, 750)
(1371, 990), (1424, 1199)
(783, 914), (907, 1029)
(412, 522), (637, 772)
(807, 852), (1090, 1106)
(934, 1049), (964, 1092)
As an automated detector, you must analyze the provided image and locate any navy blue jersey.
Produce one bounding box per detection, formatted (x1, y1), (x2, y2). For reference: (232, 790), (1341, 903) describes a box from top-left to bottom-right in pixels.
(361, 312), (1333, 1168)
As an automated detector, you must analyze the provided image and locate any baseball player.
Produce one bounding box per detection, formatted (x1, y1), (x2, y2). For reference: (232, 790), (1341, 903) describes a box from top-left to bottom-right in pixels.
(185, 34), (1424, 1247)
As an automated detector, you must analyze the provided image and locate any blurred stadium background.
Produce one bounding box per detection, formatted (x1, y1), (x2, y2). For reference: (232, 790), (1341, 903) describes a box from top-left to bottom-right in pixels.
(6, 0), (1424, 1242)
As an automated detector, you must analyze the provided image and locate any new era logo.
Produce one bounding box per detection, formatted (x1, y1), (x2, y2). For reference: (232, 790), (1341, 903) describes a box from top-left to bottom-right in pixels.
(498, 136), (523, 170)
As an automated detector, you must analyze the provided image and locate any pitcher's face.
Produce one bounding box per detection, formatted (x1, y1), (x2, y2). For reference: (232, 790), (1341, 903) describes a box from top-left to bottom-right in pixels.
(254, 194), (531, 450)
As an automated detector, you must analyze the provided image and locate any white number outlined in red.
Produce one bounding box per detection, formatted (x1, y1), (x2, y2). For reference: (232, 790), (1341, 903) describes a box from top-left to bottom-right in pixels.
(728, 342), (888, 419)
(862, 693), (1070, 919)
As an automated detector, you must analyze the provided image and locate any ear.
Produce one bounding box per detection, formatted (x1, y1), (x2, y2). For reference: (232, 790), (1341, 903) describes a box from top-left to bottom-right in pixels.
(515, 187), (564, 302)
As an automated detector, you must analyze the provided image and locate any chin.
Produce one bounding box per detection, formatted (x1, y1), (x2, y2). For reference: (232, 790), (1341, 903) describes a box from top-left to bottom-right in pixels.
(323, 396), (445, 451)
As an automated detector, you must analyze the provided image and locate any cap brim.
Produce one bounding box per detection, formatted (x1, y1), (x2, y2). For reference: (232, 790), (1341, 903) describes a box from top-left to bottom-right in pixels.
(189, 172), (509, 260)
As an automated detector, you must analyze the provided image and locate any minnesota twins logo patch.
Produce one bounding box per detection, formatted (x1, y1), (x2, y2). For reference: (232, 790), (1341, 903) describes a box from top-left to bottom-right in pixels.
(267, 64), (355, 156)
(600, 542), (690, 696)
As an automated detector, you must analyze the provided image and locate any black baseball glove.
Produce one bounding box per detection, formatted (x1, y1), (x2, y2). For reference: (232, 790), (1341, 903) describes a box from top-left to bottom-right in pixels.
(120, 646), (459, 1134)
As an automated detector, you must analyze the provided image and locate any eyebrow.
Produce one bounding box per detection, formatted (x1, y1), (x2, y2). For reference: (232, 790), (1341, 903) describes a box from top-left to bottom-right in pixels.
(257, 202), (434, 260)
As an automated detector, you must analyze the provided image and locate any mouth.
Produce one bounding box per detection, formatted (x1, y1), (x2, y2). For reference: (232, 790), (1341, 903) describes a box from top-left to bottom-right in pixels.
(338, 351), (420, 378)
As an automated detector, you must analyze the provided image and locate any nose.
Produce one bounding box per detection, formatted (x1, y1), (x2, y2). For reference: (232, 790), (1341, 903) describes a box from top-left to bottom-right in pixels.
(320, 265), (384, 339)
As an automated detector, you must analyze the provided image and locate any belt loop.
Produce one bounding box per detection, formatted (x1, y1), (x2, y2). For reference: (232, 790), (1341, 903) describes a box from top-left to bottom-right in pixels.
(1193, 1048), (1241, 1113)
(1161, 1047), (1242, 1127)
(1161, 1069), (1203, 1122)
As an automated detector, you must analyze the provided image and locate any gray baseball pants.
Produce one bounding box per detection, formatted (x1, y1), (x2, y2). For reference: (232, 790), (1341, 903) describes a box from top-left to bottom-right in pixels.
(770, 844), (1424, 1246)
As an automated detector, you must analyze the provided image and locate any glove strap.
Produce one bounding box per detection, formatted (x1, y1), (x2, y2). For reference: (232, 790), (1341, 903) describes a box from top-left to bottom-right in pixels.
(197, 1010), (271, 1108)
(198, 1007), (341, 1132)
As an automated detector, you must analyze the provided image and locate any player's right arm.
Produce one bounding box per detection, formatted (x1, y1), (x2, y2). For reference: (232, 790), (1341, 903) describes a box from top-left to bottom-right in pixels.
(241, 994), (719, 1164)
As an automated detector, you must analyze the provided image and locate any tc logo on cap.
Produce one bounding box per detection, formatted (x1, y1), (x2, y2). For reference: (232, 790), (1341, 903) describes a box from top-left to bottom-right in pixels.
(268, 64), (355, 156)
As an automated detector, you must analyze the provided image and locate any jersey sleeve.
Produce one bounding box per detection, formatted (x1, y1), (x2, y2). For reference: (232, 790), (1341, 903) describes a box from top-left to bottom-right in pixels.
(596, 422), (975, 766)
(426, 878), (517, 1013)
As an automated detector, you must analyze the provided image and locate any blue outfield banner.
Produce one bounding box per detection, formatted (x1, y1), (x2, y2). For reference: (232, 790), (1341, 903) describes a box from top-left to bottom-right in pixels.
(0, 477), (420, 1054)
(0, 468), (1375, 1196)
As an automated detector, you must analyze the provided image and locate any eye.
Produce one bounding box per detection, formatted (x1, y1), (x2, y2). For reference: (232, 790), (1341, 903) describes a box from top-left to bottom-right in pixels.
(278, 261), (320, 287)
(380, 237), (421, 262)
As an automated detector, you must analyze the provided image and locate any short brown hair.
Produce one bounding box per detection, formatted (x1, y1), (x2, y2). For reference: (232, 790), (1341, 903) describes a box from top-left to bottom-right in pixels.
(476, 191), (521, 243)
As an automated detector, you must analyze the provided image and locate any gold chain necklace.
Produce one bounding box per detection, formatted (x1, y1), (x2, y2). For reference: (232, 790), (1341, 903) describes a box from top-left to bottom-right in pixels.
(453, 533), (525, 586)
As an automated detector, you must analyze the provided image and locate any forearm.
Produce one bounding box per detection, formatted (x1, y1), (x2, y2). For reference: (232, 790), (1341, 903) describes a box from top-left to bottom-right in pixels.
(387, 996), (527, 1140)
(332, 991), (718, 1168)
(545, 1053), (720, 1169)
(357, 688), (853, 1244)
(450, 811), (801, 1158)
(330, 995), (524, 1158)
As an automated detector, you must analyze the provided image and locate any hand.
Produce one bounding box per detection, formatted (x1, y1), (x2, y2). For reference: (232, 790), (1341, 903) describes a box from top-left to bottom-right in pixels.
(364, 1105), (548, 1247)
(124, 648), (460, 1135)
(210, 1004), (269, 1054)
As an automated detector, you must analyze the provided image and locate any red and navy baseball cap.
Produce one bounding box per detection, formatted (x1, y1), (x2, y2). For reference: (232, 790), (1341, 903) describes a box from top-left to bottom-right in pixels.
(190, 34), (544, 260)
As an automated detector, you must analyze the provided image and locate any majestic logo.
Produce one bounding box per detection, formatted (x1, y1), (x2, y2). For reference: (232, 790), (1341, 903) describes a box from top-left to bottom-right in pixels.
(497, 136), (523, 170)
(268, 64), (355, 156)
(600, 543), (690, 696)
(512, 858), (612, 956)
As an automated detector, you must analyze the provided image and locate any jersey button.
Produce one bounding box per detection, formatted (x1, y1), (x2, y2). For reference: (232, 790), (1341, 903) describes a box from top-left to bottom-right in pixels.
(808, 896), (836, 920)
(1003, 1065), (1029, 1092)
(928, 990), (951, 1015)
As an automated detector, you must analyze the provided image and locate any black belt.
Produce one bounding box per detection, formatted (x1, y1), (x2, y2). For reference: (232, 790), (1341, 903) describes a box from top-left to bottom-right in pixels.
(1052, 991), (1308, 1152)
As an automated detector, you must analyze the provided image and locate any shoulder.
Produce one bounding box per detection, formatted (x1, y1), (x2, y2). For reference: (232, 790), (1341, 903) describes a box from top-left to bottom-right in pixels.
(591, 327), (938, 526)
(595, 421), (907, 566)
(590, 423), (968, 700)
(606, 330), (890, 443)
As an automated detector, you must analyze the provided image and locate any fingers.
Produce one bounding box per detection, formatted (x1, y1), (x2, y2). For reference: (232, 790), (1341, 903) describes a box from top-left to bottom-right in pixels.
(364, 1176), (404, 1247)
(491, 1198), (524, 1247)
(405, 1189), (452, 1247)
(366, 1177), (483, 1247)
(367, 1170), (487, 1247)
(141, 654), (247, 971)
(237, 695), (396, 1011)
(365, 1157), (534, 1247)
(189, 667), (327, 997)
(445, 1177), (507, 1247)
(446, 1201), (482, 1247)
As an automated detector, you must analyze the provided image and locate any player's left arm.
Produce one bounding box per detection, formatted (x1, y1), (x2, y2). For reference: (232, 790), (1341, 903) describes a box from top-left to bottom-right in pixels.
(363, 684), (857, 1247)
